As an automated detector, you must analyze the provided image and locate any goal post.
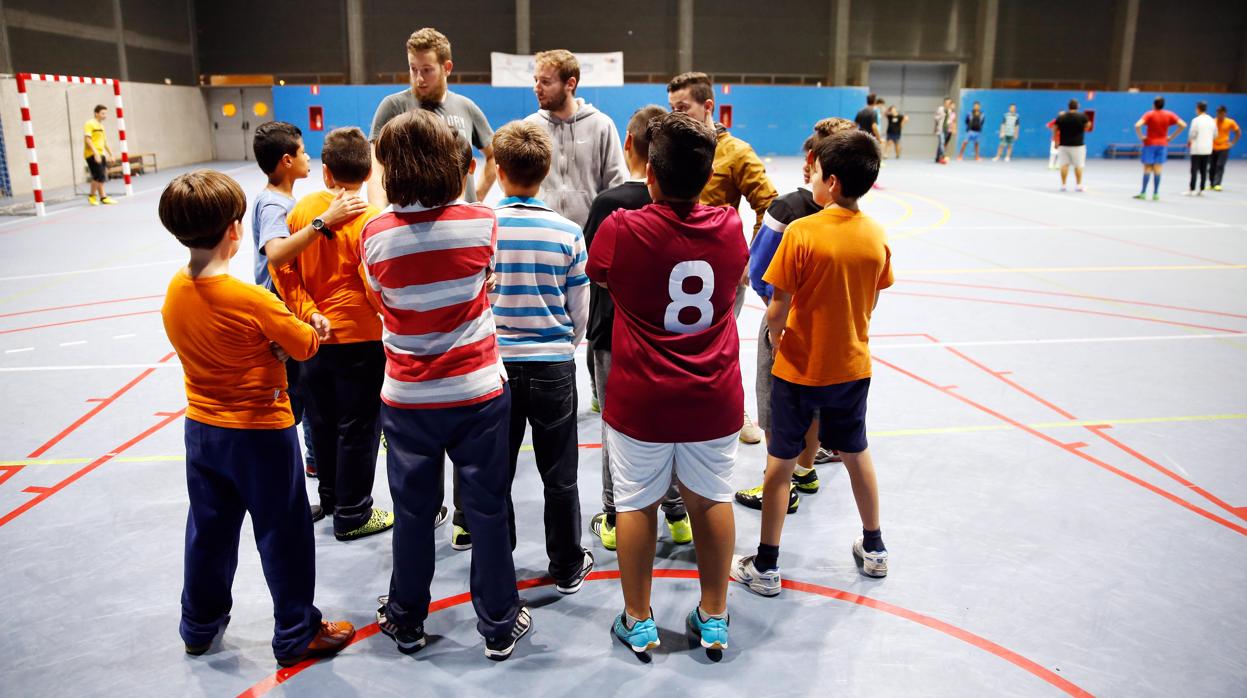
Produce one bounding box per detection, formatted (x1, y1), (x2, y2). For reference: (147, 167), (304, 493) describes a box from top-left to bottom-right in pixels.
(15, 72), (133, 216)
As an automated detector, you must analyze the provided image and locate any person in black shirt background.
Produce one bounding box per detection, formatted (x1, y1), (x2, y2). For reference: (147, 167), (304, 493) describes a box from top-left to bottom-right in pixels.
(855, 94), (881, 140)
(958, 101), (985, 161)
(884, 105), (907, 159)
(1053, 99), (1092, 191)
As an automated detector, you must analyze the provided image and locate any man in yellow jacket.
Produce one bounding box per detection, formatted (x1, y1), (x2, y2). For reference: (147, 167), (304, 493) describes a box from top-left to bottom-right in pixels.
(668, 71), (777, 444)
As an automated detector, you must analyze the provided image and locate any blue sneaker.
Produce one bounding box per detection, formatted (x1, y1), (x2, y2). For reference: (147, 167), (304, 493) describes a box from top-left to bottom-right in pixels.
(686, 608), (729, 650)
(613, 612), (659, 653)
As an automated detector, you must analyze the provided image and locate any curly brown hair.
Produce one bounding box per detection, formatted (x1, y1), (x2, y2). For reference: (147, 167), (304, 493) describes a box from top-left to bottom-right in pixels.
(376, 110), (461, 208)
(406, 27), (451, 63)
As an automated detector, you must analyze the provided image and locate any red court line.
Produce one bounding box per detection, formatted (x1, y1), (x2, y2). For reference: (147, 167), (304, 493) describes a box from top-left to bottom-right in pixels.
(939, 344), (1246, 522)
(0, 408), (185, 528)
(0, 309), (160, 335)
(874, 356), (1247, 538)
(0, 294), (164, 320)
(896, 280), (1247, 321)
(0, 465), (22, 487)
(888, 291), (1243, 334)
(238, 569), (1091, 698)
(27, 352), (176, 458)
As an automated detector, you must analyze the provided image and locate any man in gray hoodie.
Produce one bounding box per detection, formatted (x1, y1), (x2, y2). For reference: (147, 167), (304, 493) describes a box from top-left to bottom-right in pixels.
(524, 49), (628, 228)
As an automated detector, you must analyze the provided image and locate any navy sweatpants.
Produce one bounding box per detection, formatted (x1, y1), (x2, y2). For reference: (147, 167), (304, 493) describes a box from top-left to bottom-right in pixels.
(180, 418), (321, 659)
(381, 386), (520, 642)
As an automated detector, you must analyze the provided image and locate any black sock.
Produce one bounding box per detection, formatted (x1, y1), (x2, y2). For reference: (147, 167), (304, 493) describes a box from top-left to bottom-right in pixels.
(605, 512), (616, 527)
(755, 543), (780, 571)
(666, 512), (687, 523)
(863, 528), (885, 553)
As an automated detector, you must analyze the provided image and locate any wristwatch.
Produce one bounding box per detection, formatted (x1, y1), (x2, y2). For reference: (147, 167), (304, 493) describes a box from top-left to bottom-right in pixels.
(311, 217), (335, 239)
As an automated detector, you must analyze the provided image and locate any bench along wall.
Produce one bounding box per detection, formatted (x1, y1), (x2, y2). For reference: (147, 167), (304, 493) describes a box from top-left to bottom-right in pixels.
(960, 89), (1247, 160)
(0, 79), (213, 199)
(273, 84), (870, 159)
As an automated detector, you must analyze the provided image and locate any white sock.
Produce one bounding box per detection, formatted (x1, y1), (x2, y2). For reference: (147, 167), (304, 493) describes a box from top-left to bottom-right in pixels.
(624, 610), (647, 629)
(794, 465), (814, 476)
(698, 606), (728, 622)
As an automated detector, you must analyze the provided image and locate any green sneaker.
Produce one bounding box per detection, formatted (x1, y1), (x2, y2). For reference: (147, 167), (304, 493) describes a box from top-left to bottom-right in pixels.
(1133, 193), (1147, 200)
(733, 482), (799, 514)
(334, 508), (394, 541)
(590, 396), (601, 413)
(450, 524), (472, 551)
(1152, 193), (1160, 201)
(666, 515), (693, 544)
(590, 512), (616, 551)
(792, 468), (820, 494)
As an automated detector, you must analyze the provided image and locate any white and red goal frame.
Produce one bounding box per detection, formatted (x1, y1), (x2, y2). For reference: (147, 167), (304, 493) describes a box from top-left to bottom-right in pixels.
(16, 72), (132, 216)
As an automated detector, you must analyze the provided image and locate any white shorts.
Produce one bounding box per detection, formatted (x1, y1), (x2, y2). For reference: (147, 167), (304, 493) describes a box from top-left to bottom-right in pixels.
(1057, 145), (1086, 169)
(605, 424), (737, 511)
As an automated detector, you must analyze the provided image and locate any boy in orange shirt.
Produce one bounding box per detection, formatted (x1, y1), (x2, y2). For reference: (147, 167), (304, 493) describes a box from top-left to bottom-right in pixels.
(731, 130), (894, 596)
(159, 170), (354, 666)
(270, 127), (395, 542)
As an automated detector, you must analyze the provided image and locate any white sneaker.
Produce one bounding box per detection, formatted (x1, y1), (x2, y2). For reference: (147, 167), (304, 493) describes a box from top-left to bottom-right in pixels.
(730, 554), (781, 597)
(1059, 186), (1067, 192)
(1005, 157), (1011, 162)
(1076, 185), (1086, 192)
(1183, 190), (1194, 196)
(739, 412), (763, 444)
(852, 537), (889, 577)
(1196, 191), (1204, 197)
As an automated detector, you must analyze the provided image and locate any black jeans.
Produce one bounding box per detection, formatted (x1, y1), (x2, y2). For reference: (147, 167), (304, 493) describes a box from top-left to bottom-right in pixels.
(1210, 149), (1229, 187)
(503, 360), (584, 581)
(304, 341), (384, 534)
(1190, 154), (1211, 191)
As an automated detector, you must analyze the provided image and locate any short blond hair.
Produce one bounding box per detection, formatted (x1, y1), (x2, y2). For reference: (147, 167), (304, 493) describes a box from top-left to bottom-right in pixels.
(492, 121), (552, 188)
(407, 27), (451, 63)
(535, 49), (580, 86)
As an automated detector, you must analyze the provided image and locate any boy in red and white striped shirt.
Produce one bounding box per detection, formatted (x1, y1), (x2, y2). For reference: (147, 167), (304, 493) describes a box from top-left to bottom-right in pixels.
(362, 110), (531, 661)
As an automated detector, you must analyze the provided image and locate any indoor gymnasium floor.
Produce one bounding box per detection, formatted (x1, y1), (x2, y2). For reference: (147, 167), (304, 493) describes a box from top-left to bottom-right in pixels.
(1, 155), (1244, 697)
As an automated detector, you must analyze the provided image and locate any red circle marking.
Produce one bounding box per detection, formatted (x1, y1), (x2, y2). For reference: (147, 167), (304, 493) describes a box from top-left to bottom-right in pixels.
(238, 569), (1092, 698)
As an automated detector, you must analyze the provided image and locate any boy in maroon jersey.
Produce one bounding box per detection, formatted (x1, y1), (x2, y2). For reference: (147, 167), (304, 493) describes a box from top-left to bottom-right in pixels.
(586, 112), (748, 655)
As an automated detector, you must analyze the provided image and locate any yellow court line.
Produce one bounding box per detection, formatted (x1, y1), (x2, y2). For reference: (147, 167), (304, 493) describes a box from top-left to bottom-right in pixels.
(863, 191), (915, 228)
(899, 264), (1247, 275)
(885, 190), (953, 240)
(6, 414), (1243, 466)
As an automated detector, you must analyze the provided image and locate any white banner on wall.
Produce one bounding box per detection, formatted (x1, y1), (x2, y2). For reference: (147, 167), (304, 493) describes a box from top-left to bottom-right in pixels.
(490, 52), (625, 87)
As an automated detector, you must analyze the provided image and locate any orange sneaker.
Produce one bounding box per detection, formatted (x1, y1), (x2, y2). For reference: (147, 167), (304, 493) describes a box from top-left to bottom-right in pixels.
(276, 620), (356, 667)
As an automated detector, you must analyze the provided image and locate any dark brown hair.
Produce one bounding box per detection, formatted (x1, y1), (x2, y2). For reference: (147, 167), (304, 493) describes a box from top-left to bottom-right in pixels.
(376, 110), (461, 208)
(321, 127), (371, 184)
(813, 130), (881, 199)
(158, 170), (247, 250)
(627, 105), (667, 160)
(492, 121), (551, 188)
(667, 71), (713, 103)
(646, 112), (716, 200)
(253, 121), (302, 175)
(93, 104), (107, 115)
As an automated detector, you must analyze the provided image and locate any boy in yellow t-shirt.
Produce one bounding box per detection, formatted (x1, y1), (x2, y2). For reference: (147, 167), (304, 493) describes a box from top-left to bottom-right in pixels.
(731, 129), (894, 596)
(83, 105), (114, 205)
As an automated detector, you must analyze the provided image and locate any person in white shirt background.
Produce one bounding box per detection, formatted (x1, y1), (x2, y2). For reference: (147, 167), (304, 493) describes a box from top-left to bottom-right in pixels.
(1186, 101), (1217, 196)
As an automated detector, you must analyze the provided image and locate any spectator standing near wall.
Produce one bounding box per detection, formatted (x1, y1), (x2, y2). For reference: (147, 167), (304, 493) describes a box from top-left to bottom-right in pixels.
(83, 105), (115, 206)
(1185, 101), (1216, 196)
(1210, 106), (1240, 191)
(934, 98), (955, 164)
(1054, 99), (1091, 192)
(993, 104), (1020, 162)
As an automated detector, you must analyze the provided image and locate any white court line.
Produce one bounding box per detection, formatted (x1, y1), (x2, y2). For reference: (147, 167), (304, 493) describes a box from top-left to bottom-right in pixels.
(872, 332), (1245, 350)
(4, 347), (34, 354)
(112, 333), (136, 340)
(0, 362), (181, 371)
(0, 258), (183, 282)
(58, 340), (87, 347)
(891, 223), (1243, 231)
(933, 172), (1235, 227)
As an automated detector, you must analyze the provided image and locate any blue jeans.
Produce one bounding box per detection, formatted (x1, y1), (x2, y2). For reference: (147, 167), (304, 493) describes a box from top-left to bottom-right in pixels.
(381, 386), (521, 642)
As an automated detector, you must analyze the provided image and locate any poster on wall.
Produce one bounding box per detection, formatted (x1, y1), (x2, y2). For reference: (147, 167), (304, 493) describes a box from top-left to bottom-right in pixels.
(491, 52), (625, 87)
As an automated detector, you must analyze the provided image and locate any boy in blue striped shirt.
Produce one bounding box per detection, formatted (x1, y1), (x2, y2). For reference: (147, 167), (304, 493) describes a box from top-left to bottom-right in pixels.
(489, 120), (594, 593)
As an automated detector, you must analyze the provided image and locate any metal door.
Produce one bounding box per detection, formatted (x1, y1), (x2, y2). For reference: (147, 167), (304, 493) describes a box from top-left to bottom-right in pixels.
(242, 87), (275, 143)
(206, 88), (246, 161)
(868, 62), (960, 160)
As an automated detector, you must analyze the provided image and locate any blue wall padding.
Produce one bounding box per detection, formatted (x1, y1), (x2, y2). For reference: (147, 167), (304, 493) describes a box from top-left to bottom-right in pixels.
(273, 84), (1246, 160)
(960, 89), (1247, 159)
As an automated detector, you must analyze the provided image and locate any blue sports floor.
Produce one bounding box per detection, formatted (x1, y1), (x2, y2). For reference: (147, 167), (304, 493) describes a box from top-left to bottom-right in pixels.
(0, 154), (1244, 697)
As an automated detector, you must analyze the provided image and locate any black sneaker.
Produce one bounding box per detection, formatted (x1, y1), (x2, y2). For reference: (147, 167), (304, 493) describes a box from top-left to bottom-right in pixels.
(555, 549), (595, 594)
(733, 482), (799, 514)
(792, 468), (820, 494)
(376, 596), (427, 655)
(484, 606), (532, 661)
(433, 505), (448, 528)
(310, 504), (326, 523)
